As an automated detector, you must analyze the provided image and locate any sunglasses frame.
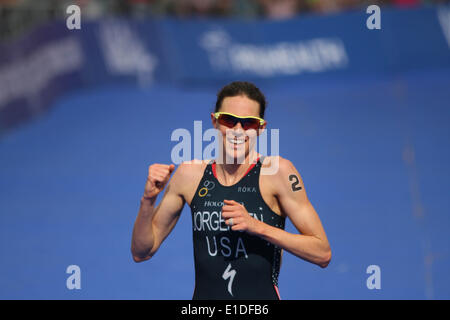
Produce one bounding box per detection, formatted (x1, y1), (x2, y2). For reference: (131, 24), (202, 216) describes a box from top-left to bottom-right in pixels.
(213, 112), (266, 130)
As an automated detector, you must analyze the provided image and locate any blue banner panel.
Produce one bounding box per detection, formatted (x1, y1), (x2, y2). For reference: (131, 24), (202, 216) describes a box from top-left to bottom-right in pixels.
(1, 6), (450, 133)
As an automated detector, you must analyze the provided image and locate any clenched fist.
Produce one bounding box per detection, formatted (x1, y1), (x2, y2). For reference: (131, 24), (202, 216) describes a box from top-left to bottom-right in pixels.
(143, 164), (175, 199)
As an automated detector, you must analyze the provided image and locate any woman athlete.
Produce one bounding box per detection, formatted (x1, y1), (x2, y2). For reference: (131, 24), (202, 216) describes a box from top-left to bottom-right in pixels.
(131, 81), (331, 300)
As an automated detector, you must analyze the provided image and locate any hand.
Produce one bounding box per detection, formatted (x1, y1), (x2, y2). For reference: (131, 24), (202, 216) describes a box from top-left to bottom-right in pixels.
(143, 164), (175, 199)
(221, 199), (261, 235)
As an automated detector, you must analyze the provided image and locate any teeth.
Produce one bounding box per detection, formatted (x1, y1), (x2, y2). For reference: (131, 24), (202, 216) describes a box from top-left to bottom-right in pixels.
(227, 137), (245, 144)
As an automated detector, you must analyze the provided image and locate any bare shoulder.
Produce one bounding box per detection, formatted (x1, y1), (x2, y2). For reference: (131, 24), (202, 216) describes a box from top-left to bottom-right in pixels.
(171, 159), (209, 204)
(172, 159), (208, 185)
(261, 155), (297, 178)
(260, 155), (304, 195)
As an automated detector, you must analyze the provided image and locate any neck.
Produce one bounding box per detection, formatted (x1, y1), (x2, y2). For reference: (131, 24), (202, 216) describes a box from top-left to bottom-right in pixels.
(215, 150), (259, 185)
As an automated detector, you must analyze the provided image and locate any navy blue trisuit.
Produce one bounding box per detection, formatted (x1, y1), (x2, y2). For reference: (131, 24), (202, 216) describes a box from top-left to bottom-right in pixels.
(189, 156), (286, 300)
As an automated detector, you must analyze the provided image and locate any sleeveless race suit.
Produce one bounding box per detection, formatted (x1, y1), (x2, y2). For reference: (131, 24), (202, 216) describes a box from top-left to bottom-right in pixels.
(190, 157), (286, 300)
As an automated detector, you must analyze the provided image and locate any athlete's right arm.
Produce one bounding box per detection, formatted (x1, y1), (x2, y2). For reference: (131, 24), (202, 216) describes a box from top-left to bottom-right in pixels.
(131, 163), (185, 262)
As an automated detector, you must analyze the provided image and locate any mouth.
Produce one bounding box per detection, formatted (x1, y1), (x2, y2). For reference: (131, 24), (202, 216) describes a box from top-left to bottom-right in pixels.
(226, 136), (246, 145)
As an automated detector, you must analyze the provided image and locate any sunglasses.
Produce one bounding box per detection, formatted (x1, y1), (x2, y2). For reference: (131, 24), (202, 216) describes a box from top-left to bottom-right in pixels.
(214, 112), (265, 131)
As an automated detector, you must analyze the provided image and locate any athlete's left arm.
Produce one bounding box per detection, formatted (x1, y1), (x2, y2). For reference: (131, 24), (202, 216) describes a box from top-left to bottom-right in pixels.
(223, 157), (331, 268)
(262, 157), (331, 268)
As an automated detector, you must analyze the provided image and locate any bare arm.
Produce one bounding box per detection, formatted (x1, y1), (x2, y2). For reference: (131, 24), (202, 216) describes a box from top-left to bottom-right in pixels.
(131, 163), (185, 262)
(222, 157), (331, 268)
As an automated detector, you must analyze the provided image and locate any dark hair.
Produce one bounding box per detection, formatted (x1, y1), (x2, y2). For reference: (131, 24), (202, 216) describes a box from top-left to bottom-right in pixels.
(215, 81), (266, 119)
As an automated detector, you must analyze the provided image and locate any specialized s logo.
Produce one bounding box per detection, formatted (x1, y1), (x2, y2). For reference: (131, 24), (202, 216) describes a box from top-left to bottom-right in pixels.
(222, 263), (236, 297)
(198, 180), (215, 197)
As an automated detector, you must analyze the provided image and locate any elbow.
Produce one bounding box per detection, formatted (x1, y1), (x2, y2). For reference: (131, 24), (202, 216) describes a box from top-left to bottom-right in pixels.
(318, 249), (332, 268)
(132, 254), (151, 263)
(131, 246), (153, 263)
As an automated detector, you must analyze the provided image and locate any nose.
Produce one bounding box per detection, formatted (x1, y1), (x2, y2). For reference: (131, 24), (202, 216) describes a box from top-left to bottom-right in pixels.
(224, 123), (244, 140)
(233, 121), (244, 131)
(230, 121), (246, 137)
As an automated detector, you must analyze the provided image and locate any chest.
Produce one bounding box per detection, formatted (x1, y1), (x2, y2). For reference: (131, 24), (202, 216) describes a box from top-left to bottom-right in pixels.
(190, 167), (282, 223)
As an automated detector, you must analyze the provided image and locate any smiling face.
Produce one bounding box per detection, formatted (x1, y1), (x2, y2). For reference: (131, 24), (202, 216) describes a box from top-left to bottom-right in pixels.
(211, 95), (266, 164)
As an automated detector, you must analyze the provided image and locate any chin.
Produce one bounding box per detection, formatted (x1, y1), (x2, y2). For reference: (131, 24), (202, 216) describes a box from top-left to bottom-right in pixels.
(224, 148), (249, 164)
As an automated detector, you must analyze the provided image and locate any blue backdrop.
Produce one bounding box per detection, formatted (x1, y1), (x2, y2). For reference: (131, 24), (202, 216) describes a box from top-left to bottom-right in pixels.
(0, 6), (450, 299)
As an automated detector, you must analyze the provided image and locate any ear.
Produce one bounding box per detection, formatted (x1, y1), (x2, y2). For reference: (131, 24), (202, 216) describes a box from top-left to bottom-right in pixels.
(257, 121), (267, 136)
(211, 112), (217, 129)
